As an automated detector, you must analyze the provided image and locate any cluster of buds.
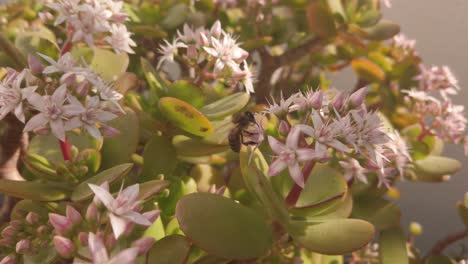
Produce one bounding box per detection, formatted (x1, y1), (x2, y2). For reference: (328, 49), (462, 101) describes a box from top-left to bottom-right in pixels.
(404, 64), (466, 144)
(157, 21), (254, 94)
(46, 182), (158, 262)
(0, 212), (53, 263)
(48, 0), (136, 54)
(0, 52), (123, 141)
(266, 87), (411, 188)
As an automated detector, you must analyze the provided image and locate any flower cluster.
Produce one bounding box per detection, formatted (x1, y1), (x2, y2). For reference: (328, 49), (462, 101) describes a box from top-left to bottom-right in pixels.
(43, 182), (158, 263)
(404, 64), (466, 144)
(392, 34), (416, 54)
(266, 87), (411, 188)
(0, 52), (123, 141)
(157, 21), (254, 94)
(48, 0), (136, 54)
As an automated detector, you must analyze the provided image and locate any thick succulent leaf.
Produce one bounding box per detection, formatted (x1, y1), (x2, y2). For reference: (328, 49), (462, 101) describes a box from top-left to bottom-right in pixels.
(23, 153), (60, 181)
(90, 47), (129, 81)
(200, 93), (250, 120)
(302, 190), (353, 221)
(0, 180), (69, 201)
(148, 235), (191, 264)
(456, 202), (468, 227)
(142, 135), (178, 181)
(137, 180), (171, 201)
(158, 176), (186, 217)
(167, 80), (205, 109)
(144, 217), (165, 240)
(239, 146), (289, 225)
(173, 135), (228, 157)
(401, 124), (444, 159)
(140, 57), (167, 96)
(159, 97), (214, 137)
(363, 20), (400, 40)
(15, 25), (59, 57)
(351, 58), (385, 83)
(193, 255), (230, 264)
(310, 253), (344, 264)
(306, 1), (337, 38)
(327, 0), (347, 21)
(165, 217), (184, 236)
(162, 3), (189, 29)
(379, 227), (409, 264)
(71, 163), (133, 201)
(289, 219), (375, 255)
(176, 193), (274, 260)
(410, 156), (461, 182)
(100, 108), (139, 169)
(352, 197), (401, 230)
(28, 133), (101, 164)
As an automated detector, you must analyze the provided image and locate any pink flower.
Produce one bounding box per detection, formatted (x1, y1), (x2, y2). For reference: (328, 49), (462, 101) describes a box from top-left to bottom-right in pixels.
(268, 126), (329, 188)
(88, 183), (153, 239)
(105, 24), (137, 54)
(290, 90), (323, 112)
(157, 39), (187, 69)
(47, 0), (80, 26)
(39, 52), (77, 75)
(49, 213), (73, 234)
(339, 158), (368, 184)
(266, 93), (297, 117)
(0, 70), (37, 122)
(203, 33), (248, 73)
(393, 34), (416, 51)
(79, 232), (139, 264)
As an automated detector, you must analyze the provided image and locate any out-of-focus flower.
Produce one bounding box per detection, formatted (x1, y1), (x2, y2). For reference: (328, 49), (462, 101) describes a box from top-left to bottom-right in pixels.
(78, 232), (139, 264)
(266, 93), (297, 117)
(39, 53), (77, 76)
(132, 237), (155, 255)
(157, 39), (187, 69)
(0, 254), (16, 264)
(339, 158), (368, 184)
(88, 183), (155, 239)
(415, 64), (459, 97)
(382, 0), (391, 8)
(0, 70), (37, 122)
(49, 213), (73, 234)
(268, 126), (330, 187)
(392, 34), (416, 51)
(105, 24), (137, 54)
(48, 0), (80, 26)
(53, 236), (75, 258)
(15, 239), (31, 254)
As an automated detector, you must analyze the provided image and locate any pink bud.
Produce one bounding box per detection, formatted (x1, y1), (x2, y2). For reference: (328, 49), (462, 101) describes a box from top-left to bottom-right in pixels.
(66, 205), (82, 225)
(53, 236), (75, 258)
(78, 232), (89, 246)
(124, 222), (135, 236)
(36, 225), (48, 235)
(0, 238), (14, 247)
(143, 210), (161, 223)
(349, 87), (368, 107)
(1, 226), (17, 239)
(16, 239), (31, 254)
(48, 213), (72, 234)
(199, 32), (209, 46)
(105, 233), (117, 249)
(331, 91), (346, 111)
(9, 220), (22, 228)
(310, 91), (323, 109)
(278, 120), (290, 136)
(85, 203), (99, 223)
(75, 81), (89, 97)
(132, 237), (155, 255)
(187, 45), (198, 59)
(26, 212), (40, 225)
(28, 55), (43, 74)
(210, 20), (222, 38)
(102, 125), (121, 137)
(0, 254), (16, 264)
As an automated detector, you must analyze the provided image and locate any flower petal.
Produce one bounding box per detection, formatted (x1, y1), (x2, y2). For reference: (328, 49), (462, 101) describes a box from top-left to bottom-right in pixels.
(24, 113), (47, 132)
(88, 183), (115, 210)
(267, 136), (285, 154)
(50, 119), (66, 141)
(268, 159), (287, 177)
(286, 126), (301, 149)
(107, 248), (139, 264)
(88, 233), (109, 263)
(288, 162), (304, 188)
(123, 211), (152, 226)
(109, 213), (128, 239)
(120, 184), (139, 204)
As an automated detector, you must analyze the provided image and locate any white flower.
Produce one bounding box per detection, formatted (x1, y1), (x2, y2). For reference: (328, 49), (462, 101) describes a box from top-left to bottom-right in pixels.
(266, 93), (297, 117)
(393, 34), (416, 51)
(88, 183), (154, 239)
(65, 96), (118, 139)
(0, 70), (37, 122)
(339, 158), (368, 184)
(157, 39), (187, 69)
(79, 0), (113, 32)
(231, 61), (255, 94)
(24, 84), (77, 141)
(39, 53), (77, 75)
(47, 0), (80, 26)
(203, 34), (248, 73)
(105, 24), (136, 54)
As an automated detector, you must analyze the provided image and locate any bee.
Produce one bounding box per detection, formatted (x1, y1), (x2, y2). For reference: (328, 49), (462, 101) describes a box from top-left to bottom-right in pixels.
(228, 111), (264, 152)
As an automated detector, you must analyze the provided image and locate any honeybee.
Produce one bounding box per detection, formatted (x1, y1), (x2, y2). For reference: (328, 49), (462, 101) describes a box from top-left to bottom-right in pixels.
(228, 111), (264, 152)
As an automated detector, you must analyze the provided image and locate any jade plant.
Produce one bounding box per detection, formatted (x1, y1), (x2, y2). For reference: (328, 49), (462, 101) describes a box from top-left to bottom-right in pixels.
(0, 0), (466, 263)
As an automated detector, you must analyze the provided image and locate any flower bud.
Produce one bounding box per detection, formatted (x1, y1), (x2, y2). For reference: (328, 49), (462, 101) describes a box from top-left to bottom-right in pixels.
(102, 125), (120, 137)
(9, 220), (22, 228)
(143, 210), (161, 223)
(331, 91), (345, 111)
(66, 205), (82, 225)
(349, 87), (368, 107)
(1, 226), (17, 239)
(0, 254), (16, 264)
(132, 237), (155, 255)
(105, 233), (117, 249)
(310, 91), (323, 109)
(85, 203), (99, 223)
(409, 222), (423, 236)
(48, 213), (72, 234)
(210, 20), (222, 38)
(16, 239), (31, 254)
(278, 120), (290, 136)
(75, 81), (89, 98)
(199, 32), (209, 46)
(26, 212), (40, 225)
(53, 236), (75, 258)
(28, 54), (43, 74)
(78, 232), (89, 246)
(36, 225), (48, 235)
(187, 45), (198, 59)
(0, 238), (14, 247)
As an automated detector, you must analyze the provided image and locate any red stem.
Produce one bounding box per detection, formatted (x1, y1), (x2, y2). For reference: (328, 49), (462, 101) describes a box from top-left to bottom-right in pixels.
(285, 161), (316, 207)
(59, 138), (72, 161)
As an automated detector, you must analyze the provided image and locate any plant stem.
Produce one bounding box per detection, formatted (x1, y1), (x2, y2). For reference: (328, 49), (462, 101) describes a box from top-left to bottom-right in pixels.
(423, 228), (468, 261)
(59, 138), (72, 161)
(76, 252), (92, 262)
(0, 33), (27, 68)
(284, 161), (316, 207)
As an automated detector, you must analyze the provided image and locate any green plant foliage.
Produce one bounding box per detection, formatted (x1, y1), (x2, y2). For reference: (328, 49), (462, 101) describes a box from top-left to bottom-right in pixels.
(172, 135), (228, 157)
(352, 197), (401, 230)
(362, 20), (400, 40)
(410, 156), (461, 182)
(0, 180), (70, 201)
(175, 193), (274, 260)
(167, 80), (205, 109)
(200, 92), (250, 120)
(142, 134), (178, 181)
(90, 47), (129, 81)
(379, 227), (409, 264)
(148, 235), (191, 264)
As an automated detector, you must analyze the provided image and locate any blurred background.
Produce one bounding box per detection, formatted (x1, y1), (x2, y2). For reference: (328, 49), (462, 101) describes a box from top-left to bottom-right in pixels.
(333, 0), (468, 253)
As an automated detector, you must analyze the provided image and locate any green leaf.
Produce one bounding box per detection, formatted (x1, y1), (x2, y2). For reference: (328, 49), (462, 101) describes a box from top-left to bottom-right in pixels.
(306, 1), (337, 38)
(189, 164), (225, 192)
(176, 193), (274, 260)
(167, 80), (205, 109)
(71, 163), (133, 202)
(327, 0), (347, 21)
(304, 190), (353, 221)
(15, 25), (59, 57)
(148, 235), (191, 264)
(351, 58), (386, 83)
(165, 217), (184, 236)
(159, 97), (214, 137)
(172, 135), (228, 157)
(100, 108), (139, 169)
(379, 227), (409, 264)
(90, 47), (129, 81)
(140, 57), (167, 96)
(0, 180), (69, 201)
(411, 156), (461, 182)
(162, 3), (189, 29)
(362, 20), (400, 40)
(290, 219), (375, 255)
(158, 176), (186, 217)
(22, 153), (59, 181)
(200, 92), (250, 120)
(144, 217), (166, 240)
(425, 255), (455, 264)
(352, 197), (401, 230)
(137, 180), (171, 201)
(142, 135), (178, 180)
